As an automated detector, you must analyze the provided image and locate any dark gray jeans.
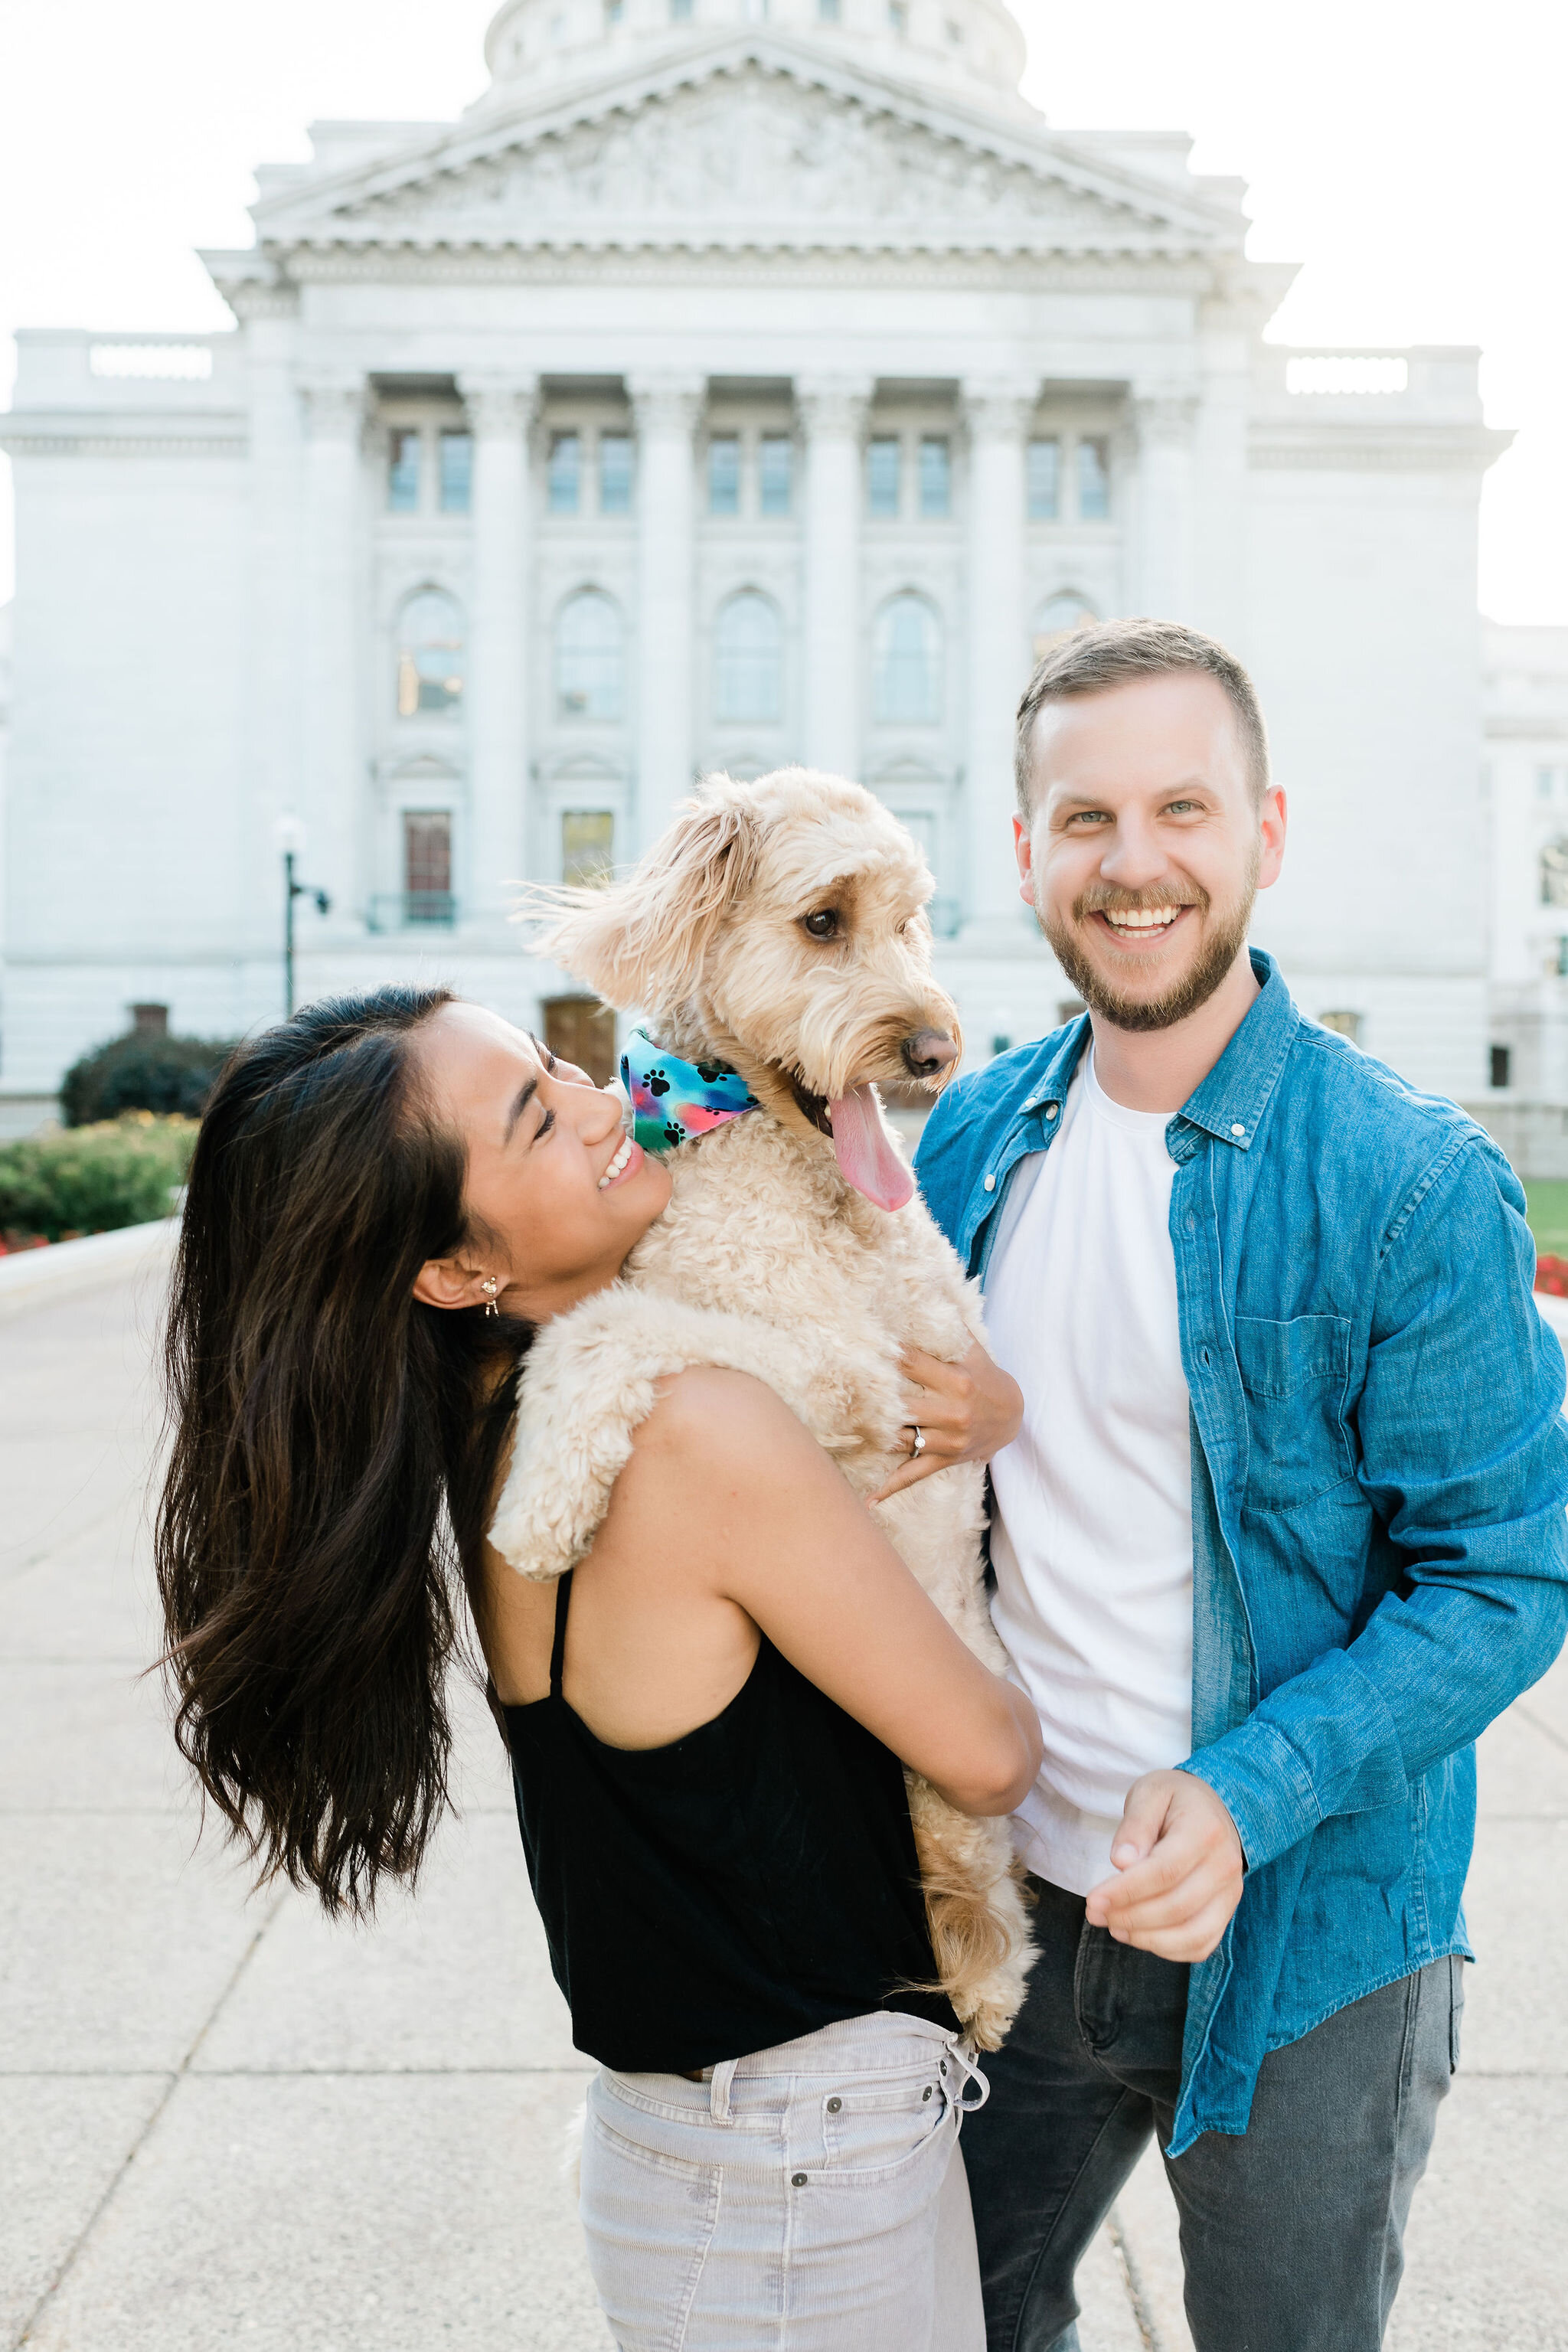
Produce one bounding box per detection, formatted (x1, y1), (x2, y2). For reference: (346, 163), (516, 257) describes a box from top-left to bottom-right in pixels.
(965, 1877), (1462, 2352)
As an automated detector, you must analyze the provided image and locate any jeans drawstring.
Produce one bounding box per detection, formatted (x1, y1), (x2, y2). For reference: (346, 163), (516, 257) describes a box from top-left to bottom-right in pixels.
(944, 2039), (990, 2129)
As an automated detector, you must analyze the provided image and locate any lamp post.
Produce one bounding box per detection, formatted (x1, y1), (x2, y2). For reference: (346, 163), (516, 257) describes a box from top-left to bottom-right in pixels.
(276, 815), (331, 1019)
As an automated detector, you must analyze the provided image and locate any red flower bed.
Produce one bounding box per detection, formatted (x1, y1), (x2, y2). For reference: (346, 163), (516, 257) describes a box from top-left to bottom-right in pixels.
(1535, 1254), (1568, 1297)
(0, 1231), (53, 1256)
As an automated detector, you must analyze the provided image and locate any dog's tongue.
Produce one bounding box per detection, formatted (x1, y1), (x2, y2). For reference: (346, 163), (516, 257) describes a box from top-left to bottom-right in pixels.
(827, 1085), (914, 1212)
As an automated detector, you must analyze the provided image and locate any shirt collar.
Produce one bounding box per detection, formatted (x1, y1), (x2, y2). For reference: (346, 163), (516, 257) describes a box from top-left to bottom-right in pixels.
(1175, 949), (1297, 1152)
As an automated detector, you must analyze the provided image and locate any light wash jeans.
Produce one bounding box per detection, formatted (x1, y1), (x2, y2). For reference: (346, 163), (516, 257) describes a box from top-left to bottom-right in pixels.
(579, 2009), (988, 2350)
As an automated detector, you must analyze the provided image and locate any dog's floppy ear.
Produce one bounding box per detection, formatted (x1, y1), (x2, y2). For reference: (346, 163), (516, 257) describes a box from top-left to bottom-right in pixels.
(519, 780), (760, 1015)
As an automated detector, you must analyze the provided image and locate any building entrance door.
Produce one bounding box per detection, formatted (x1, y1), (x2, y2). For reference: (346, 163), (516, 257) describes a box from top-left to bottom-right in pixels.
(543, 995), (617, 1089)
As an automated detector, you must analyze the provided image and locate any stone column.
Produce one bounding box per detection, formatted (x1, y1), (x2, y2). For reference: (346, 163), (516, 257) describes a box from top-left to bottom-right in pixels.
(459, 372), (538, 926)
(1132, 384), (1200, 622)
(299, 376), (366, 931)
(962, 380), (1035, 933)
(237, 297), (304, 989)
(797, 376), (872, 777)
(629, 374), (704, 852)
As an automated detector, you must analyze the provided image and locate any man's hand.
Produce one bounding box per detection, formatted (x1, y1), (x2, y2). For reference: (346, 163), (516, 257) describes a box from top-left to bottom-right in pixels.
(1084, 1770), (1245, 1963)
(872, 1341), (1024, 1501)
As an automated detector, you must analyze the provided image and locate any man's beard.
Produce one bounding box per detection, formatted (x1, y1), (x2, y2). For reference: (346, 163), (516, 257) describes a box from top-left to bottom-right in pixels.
(1040, 849), (1259, 1035)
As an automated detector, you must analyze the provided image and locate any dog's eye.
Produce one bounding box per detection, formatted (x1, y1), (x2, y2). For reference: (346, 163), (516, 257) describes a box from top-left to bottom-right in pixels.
(802, 909), (840, 940)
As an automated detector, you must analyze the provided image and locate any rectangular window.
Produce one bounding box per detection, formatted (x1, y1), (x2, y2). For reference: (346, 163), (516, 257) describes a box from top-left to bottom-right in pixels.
(1076, 436), (1111, 520)
(437, 430), (472, 514)
(562, 811), (616, 888)
(403, 812), (453, 925)
(670, 0), (693, 19)
(867, 436), (901, 518)
(1027, 437), (1060, 519)
(919, 437), (950, 518)
(548, 431), (581, 514)
(1538, 766), (1558, 800)
(1490, 1044), (1512, 1089)
(387, 429), (422, 513)
(599, 432), (633, 514)
(818, 0), (841, 17)
(759, 435), (793, 515)
(605, 0), (623, 18)
(708, 434), (741, 515)
(888, 0), (908, 28)
(1318, 1010), (1361, 1045)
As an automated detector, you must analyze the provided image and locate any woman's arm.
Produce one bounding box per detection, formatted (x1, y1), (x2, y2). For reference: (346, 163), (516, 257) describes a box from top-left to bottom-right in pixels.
(604, 1367), (1042, 1817)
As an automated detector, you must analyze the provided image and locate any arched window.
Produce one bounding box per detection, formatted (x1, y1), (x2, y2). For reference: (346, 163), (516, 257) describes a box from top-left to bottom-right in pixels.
(1032, 590), (1097, 661)
(714, 590), (782, 724)
(557, 590), (623, 721)
(873, 593), (942, 725)
(395, 588), (464, 716)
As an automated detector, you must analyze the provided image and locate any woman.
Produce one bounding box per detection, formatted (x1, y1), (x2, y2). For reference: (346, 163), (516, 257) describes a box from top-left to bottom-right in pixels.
(158, 985), (1038, 2350)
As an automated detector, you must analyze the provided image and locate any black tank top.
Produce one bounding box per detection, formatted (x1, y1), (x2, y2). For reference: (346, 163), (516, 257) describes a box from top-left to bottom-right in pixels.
(503, 1570), (959, 2073)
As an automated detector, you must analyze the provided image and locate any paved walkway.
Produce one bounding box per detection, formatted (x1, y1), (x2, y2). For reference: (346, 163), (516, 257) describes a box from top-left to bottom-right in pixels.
(3, 1269), (1566, 2350)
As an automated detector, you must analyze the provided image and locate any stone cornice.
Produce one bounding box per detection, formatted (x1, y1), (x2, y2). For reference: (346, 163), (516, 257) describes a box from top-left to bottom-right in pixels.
(1249, 421), (1515, 475)
(1486, 717), (1568, 742)
(961, 378), (1038, 439)
(0, 418), (247, 458)
(270, 243), (1219, 293)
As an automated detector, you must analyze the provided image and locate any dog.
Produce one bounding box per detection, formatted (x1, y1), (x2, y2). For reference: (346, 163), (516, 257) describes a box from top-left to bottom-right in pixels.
(523, 765), (1035, 2050)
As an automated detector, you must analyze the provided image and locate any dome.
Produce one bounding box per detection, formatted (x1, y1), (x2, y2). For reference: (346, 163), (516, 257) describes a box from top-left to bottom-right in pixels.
(478, 0), (1034, 121)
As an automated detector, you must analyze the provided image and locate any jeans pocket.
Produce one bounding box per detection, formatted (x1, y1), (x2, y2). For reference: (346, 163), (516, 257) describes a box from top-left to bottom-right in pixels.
(821, 2073), (951, 2183)
(580, 2102), (721, 2352)
(1449, 1954), (1465, 2076)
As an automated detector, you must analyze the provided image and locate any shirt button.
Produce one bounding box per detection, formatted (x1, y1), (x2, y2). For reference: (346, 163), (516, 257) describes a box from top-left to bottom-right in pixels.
(792, 2172), (808, 2187)
(826, 2097), (841, 2113)
(984, 1173), (995, 1191)
(1230, 1122), (1246, 1137)
(923, 2086), (933, 2101)
(1045, 1102), (1059, 1119)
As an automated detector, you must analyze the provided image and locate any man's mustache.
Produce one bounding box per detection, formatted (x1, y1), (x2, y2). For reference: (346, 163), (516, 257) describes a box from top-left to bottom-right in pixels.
(1073, 884), (1210, 920)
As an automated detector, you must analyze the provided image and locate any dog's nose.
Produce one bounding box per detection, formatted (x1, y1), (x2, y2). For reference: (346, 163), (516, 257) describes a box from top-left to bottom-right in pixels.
(902, 1030), (959, 1080)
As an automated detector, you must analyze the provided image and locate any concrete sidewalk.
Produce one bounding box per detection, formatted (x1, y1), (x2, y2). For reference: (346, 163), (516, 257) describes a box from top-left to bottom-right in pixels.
(3, 1271), (1566, 2350)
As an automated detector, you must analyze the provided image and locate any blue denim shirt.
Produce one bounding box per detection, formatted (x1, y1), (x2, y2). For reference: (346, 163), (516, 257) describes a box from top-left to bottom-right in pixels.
(915, 952), (1568, 2154)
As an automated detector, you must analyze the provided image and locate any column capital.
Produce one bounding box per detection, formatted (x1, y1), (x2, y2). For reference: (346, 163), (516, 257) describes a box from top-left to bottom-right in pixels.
(1132, 381), (1201, 446)
(960, 378), (1038, 441)
(795, 374), (874, 440)
(298, 375), (367, 438)
(627, 373), (706, 437)
(456, 371), (541, 436)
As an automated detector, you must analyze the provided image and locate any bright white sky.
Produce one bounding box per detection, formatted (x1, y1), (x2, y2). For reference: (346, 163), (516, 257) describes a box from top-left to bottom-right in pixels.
(1, 0), (1563, 618)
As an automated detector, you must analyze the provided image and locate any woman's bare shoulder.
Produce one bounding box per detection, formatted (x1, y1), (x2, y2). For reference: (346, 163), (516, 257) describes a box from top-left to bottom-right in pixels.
(612, 1366), (835, 1535)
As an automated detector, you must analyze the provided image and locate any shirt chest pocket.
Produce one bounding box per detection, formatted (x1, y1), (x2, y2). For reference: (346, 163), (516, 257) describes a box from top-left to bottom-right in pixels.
(1233, 1313), (1355, 1514)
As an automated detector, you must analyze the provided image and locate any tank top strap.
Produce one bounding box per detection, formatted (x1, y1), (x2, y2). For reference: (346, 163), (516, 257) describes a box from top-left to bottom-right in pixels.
(548, 1570), (573, 1700)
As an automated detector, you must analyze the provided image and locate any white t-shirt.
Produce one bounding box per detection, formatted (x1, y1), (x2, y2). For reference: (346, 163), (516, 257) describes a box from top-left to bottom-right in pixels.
(983, 1048), (1194, 1896)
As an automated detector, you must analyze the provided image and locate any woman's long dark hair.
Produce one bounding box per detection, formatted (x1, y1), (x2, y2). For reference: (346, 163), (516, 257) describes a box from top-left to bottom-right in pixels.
(155, 986), (531, 1914)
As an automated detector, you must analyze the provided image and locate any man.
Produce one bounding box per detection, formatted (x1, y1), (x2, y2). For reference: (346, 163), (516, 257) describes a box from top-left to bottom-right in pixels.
(914, 619), (1568, 2351)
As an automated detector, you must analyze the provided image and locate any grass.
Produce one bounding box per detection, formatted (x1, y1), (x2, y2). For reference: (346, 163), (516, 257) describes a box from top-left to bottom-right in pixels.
(1525, 1181), (1568, 1262)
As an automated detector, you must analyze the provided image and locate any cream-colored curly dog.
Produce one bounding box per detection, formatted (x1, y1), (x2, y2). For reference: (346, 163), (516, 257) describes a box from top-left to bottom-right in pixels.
(490, 766), (1034, 2049)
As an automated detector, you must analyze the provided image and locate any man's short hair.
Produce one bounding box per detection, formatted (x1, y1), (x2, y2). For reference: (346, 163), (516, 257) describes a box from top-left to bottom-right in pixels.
(1014, 618), (1270, 818)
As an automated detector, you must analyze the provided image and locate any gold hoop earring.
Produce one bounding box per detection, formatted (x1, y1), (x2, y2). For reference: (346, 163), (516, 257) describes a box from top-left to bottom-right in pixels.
(480, 1276), (499, 1318)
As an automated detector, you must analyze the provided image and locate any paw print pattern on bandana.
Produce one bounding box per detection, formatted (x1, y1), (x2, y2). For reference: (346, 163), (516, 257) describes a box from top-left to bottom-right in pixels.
(620, 1027), (760, 1155)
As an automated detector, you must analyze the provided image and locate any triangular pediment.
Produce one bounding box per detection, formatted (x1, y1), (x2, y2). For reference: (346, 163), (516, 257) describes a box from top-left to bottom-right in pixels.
(249, 37), (1244, 261)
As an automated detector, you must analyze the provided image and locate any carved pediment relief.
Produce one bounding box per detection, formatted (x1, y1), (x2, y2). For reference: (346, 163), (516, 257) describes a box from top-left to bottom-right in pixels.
(309, 65), (1205, 255)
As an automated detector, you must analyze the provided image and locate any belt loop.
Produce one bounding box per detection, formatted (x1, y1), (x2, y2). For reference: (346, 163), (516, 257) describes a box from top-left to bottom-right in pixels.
(710, 2057), (737, 2122)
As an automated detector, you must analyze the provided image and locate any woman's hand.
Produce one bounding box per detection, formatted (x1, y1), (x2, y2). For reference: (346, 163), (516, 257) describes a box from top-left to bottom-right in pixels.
(872, 1340), (1024, 1501)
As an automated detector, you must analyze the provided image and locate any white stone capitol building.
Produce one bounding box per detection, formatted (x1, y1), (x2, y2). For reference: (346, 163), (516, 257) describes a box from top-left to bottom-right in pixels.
(0, 0), (1508, 1101)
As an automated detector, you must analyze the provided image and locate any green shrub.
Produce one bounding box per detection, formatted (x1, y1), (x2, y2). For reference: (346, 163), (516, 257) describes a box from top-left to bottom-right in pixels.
(60, 1031), (237, 1127)
(0, 1115), (198, 1243)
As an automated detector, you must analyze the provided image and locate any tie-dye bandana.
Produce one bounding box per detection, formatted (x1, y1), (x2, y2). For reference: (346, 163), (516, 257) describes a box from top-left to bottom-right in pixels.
(620, 1027), (760, 1155)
